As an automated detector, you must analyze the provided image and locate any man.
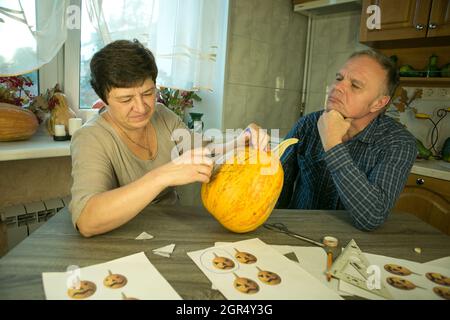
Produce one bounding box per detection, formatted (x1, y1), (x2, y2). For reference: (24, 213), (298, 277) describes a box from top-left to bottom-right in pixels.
(276, 50), (417, 231)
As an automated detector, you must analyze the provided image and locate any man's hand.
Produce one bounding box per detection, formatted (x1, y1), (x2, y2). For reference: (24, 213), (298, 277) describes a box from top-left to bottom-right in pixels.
(317, 110), (352, 152)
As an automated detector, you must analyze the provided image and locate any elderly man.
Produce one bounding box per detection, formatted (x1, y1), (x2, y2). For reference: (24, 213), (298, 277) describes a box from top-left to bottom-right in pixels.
(276, 50), (417, 231)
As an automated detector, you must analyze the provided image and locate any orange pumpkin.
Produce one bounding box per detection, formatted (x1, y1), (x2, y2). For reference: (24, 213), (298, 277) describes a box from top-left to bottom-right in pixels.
(0, 102), (39, 141)
(201, 138), (298, 233)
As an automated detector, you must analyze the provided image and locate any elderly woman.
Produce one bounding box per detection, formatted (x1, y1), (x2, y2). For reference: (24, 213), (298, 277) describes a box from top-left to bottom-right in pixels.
(70, 39), (268, 237)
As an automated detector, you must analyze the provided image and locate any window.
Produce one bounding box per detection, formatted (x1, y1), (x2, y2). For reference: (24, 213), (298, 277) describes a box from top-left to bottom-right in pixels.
(65, 0), (223, 113)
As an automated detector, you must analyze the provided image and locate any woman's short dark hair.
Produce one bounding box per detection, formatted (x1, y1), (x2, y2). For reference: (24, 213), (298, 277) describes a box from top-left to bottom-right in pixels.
(90, 39), (158, 104)
(349, 49), (399, 98)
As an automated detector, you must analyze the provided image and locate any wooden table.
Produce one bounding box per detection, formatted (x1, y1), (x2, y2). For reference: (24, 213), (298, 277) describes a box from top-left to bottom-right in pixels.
(0, 205), (449, 300)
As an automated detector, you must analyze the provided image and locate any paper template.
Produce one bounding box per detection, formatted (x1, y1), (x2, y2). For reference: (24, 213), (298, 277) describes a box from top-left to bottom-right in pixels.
(338, 252), (450, 300)
(42, 252), (181, 300)
(153, 244), (176, 258)
(188, 238), (343, 300)
(135, 232), (154, 240)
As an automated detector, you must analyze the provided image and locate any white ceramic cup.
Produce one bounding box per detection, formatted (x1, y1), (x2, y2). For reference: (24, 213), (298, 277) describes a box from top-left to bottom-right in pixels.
(68, 118), (83, 136)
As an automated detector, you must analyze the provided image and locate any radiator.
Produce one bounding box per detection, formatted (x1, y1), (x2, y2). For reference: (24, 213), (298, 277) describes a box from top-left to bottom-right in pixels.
(0, 196), (70, 251)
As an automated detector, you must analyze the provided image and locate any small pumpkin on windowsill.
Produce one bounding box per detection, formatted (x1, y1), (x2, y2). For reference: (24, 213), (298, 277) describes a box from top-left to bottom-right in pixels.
(201, 138), (298, 233)
(0, 102), (39, 141)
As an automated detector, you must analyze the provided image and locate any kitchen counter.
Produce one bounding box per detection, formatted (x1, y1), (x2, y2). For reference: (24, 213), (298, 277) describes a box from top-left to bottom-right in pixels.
(411, 159), (450, 181)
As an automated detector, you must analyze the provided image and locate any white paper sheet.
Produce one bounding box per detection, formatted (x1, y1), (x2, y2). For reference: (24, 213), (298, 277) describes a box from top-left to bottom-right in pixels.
(338, 252), (450, 300)
(215, 242), (349, 296)
(189, 238), (343, 300)
(424, 256), (450, 269)
(42, 252), (181, 300)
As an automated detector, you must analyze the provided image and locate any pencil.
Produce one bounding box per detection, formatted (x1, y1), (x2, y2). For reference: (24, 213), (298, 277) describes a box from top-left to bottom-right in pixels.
(326, 251), (333, 282)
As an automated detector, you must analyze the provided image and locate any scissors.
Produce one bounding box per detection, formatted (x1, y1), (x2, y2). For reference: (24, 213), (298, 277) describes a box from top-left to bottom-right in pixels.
(263, 222), (325, 248)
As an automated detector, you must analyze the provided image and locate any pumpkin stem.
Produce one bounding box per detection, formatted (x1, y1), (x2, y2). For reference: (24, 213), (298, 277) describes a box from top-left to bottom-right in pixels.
(121, 292), (127, 299)
(234, 248), (241, 253)
(233, 272), (239, 279)
(108, 270), (113, 276)
(213, 253), (218, 258)
(272, 138), (299, 159)
(256, 266), (262, 272)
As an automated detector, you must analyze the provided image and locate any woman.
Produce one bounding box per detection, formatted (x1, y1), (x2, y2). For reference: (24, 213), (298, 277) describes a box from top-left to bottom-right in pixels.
(69, 39), (268, 237)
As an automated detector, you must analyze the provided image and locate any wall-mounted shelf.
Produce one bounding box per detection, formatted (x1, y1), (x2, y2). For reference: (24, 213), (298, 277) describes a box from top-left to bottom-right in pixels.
(293, 0), (361, 16)
(400, 77), (450, 88)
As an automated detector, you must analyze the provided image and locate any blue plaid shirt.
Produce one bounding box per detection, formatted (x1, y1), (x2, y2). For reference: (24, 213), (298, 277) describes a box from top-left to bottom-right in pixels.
(276, 111), (417, 231)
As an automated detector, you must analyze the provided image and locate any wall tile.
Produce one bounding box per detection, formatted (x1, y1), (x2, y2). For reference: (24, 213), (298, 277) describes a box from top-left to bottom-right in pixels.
(308, 53), (328, 94)
(223, 84), (248, 129)
(227, 35), (252, 84)
(245, 85), (269, 127)
(249, 40), (270, 86)
(328, 13), (360, 53)
(265, 88), (286, 130)
(230, 0), (252, 37)
(251, 0), (273, 42)
(271, 0), (291, 46)
(267, 44), (288, 89)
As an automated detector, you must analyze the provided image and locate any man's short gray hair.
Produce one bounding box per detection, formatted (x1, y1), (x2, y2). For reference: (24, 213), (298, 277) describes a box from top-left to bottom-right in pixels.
(348, 50), (399, 98)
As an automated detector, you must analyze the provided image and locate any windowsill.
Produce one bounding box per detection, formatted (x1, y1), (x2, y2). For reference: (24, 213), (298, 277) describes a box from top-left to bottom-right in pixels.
(0, 125), (70, 161)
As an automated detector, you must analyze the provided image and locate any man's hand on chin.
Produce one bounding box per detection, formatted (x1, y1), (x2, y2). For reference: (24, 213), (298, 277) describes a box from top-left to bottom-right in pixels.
(318, 109), (353, 152)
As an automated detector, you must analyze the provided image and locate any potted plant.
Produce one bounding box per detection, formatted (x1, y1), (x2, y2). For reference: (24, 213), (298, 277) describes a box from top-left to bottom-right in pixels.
(156, 87), (202, 121)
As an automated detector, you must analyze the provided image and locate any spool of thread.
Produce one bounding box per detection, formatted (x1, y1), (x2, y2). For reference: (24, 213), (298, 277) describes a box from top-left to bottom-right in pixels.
(323, 236), (339, 261)
(68, 118), (83, 136)
(323, 236), (339, 248)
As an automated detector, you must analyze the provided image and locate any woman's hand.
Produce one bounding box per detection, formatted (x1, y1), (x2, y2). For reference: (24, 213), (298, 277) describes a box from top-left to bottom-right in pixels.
(153, 147), (213, 186)
(238, 123), (270, 151)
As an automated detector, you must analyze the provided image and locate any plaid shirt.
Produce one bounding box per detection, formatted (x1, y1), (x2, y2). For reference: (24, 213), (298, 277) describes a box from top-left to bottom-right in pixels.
(276, 111), (417, 231)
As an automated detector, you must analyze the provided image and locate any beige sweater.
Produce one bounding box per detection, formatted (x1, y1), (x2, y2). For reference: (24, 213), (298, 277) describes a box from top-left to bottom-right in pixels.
(69, 103), (192, 227)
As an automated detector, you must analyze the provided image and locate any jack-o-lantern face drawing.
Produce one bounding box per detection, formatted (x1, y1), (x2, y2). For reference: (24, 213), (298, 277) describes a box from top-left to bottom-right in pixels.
(67, 280), (97, 299)
(234, 248), (257, 264)
(103, 270), (128, 289)
(257, 267), (281, 285)
(433, 286), (450, 300)
(426, 272), (450, 286)
(233, 272), (259, 294)
(121, 292), (139, 300)
(386, 277), (418, 290)
(384, 264), (416, 276)
(212, 253), (235, 270)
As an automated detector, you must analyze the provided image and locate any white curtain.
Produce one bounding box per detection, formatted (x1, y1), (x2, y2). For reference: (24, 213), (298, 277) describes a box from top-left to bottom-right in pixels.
(85, 0), (219, 91)
(0, 0), (68, 76)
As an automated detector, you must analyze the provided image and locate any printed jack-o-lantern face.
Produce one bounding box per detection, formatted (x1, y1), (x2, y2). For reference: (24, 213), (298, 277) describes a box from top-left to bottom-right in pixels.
(121, 292), (139, 300)
(384, 264), (415, 276)
(433, 286), (450, 300)
(234, 248), (257, 264)
(386, 277), (417, 290)
(212, 253), (235, 270)
(103, 270), (128, 289)
(233, 273), (259, 294)
(67, 280), (97, 299)
(257, 267), (281, 285)
(426, 272), (450, 286)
